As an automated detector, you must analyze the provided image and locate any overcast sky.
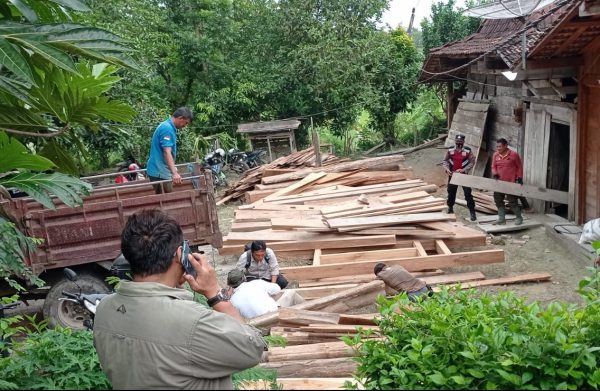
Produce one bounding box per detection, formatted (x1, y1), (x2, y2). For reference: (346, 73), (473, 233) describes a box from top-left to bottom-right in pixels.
(381, 0), (468, 30)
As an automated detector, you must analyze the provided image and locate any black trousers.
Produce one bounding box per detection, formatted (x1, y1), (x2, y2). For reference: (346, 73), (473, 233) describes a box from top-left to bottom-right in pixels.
(246, 274), (289, 289)
(447, 178), (475, 211)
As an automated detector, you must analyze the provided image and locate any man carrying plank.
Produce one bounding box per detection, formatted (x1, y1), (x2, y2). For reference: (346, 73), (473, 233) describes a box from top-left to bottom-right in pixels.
(491, 138), (524, 225)
(374, 263), (433, 301)
(442, 134), (477, 222)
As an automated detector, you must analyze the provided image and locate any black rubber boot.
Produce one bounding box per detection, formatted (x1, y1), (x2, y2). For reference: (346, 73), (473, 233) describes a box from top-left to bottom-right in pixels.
(469, 209), (477, 222)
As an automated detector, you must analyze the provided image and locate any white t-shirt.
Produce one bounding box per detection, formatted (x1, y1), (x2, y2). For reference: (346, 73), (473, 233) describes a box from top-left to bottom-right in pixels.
(230, 279), (281, 318)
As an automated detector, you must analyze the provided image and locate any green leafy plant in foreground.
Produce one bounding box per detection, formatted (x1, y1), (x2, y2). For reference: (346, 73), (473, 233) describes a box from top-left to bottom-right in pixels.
(344, 268), (600, 390)
(0, 326), (110, 390)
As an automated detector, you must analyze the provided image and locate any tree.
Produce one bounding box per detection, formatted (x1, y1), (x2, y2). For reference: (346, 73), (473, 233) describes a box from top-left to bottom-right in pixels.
(0, 0), (135, 289)
(420, 0), (481, 56)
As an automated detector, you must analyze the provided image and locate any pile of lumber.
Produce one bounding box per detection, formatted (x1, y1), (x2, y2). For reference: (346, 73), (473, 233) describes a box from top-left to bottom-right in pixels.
(247, 270), (551, 387)
(456, 190), (498, 214)
(218, 147), (409, 205)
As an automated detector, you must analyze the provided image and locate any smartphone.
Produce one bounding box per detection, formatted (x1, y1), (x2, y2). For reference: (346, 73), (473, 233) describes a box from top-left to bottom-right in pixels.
(180, 240), (196, 277)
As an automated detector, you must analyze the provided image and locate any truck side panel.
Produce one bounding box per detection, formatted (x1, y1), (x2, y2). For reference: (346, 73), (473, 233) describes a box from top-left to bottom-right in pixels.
(9, 175), (222, 275)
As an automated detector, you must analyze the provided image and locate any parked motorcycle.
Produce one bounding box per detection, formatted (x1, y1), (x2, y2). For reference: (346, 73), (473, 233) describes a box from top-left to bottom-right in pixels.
(204, 149), (228, 188)
(226, 148), (250, 173)
(59, 268), (108, 330)
(115, 155), (145, 183)
(245, 149), (267, 168)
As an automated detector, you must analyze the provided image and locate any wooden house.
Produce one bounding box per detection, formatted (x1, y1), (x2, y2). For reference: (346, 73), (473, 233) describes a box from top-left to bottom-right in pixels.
(237, 119), (300, 163)
(420, 0), (600, 225)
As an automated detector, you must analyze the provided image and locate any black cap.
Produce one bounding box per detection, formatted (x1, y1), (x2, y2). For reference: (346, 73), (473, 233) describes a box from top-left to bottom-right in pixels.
(455, 134), (465, 142)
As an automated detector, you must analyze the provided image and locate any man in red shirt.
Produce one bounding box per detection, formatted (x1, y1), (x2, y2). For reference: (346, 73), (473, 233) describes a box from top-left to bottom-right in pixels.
(442, 134), (477, 222)
(491, 138), (524, 225)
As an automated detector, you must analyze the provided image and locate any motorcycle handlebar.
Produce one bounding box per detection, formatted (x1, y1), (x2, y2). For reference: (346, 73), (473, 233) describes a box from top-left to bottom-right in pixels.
(62, 291), (79, 300)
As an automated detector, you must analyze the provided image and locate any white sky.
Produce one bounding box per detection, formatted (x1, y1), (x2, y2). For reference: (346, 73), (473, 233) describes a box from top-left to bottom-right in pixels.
(381, 0), (468, 30)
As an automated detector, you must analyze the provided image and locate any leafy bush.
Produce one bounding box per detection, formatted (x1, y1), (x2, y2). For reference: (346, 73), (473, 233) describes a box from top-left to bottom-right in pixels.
(394, 88), (446, 146)
(344, 269), (600, 390)
(0, 326), (110, 390)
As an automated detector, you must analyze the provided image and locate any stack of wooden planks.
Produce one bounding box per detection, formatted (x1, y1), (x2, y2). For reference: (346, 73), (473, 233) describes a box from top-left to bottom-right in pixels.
(218, 146), (410, 205)
(247, 270), (552, 387)
(456, 190), (498, 214)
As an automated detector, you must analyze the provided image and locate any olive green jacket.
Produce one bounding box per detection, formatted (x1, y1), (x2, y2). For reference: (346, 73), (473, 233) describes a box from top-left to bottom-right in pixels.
(93, 281), (266, 390)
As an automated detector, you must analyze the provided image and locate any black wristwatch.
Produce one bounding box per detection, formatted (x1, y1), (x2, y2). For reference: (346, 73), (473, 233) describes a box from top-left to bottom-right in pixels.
(207, 288), (229, 308)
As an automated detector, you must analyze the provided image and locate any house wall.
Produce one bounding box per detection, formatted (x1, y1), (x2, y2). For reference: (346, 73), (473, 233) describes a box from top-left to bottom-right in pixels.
(578, 38), (600, 224)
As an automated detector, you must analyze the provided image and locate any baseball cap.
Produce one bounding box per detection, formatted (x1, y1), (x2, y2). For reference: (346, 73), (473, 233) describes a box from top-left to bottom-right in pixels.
(227, 269), (246, 288)
(455, 134), (465, 142)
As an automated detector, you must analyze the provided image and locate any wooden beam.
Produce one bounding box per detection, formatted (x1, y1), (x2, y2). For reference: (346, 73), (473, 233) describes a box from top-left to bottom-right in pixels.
(527, 56), (583, 70)
(277, 308), (341, 326)
(435, 272), (551, 291)
(239, 378), (359, 390)
(449, 173), (568, 204)
(435, 240), (452, 255)
(280, 250), (505, 281)
(319, 247), (419, 264)
(264, 172), (327, 202)
(313, 249), (322, 266)
(266, 341), (356, 362)
(259, 357), (358, 378)
(326, 212), (453, 230)
(267, 235), (397, 252)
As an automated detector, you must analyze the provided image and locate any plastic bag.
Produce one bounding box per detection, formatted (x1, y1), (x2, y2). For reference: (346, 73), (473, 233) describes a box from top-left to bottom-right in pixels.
(579, 218), (600, 244)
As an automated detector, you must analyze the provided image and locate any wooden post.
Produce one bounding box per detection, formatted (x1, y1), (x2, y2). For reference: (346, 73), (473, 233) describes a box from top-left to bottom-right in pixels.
(266, 136), (273, 162)
(447, 81), (455, 129)
(311, 117), (322, 167)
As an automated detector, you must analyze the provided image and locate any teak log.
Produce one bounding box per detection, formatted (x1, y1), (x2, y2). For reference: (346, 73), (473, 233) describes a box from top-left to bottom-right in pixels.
(259, 357), (358, 378)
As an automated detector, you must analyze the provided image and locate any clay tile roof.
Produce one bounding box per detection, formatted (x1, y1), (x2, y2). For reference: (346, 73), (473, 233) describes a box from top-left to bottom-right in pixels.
(420, 0), (580, 83)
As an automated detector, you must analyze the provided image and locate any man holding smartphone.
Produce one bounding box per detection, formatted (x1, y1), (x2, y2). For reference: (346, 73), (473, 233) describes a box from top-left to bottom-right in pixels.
(93, 210), (265, 390)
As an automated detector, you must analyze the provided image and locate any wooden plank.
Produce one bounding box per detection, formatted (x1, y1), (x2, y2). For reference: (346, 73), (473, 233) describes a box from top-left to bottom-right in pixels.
(326, 213), (453, 229)
(264, 172), (328, 201)
(300, 325), (379, 333)
(296, 284), (361, 300)
(271, 218), (329, 230)
(238, 378), (360, 391)
(280, 250), (505, 281)
(299, 270), (443, 287)
(319, 247), (419, 265)
(248, 280), (387, 329)
(413, 241), (428, 257)
(345, 229), (455, 239)
(266, 341), (356, 362)
(229, 221), (272, 232)
(277, 308), (340, 326)
(477, 220), (542, 233)
(267, 235), (397, 252)
(435, 240), (452, 255)
(313, 249), (322, 266)
(259, 357), (358, 378)
(450, 173), (569, 204)
(437, 272), (551, 290)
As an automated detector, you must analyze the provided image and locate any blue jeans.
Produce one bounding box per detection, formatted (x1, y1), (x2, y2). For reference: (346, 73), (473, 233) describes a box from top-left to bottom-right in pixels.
(408, 286), (432, 302)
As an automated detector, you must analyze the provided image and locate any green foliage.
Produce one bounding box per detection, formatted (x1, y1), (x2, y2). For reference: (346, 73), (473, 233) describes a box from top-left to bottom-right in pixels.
(394, 88), (446, 146)
(420, 0), (481, 56)
(0, 295), (25, 356)
(0, 217), (44, 290)
(345, 269), (600, 390)
(233, 367), (280, 390)
(0, 327), (111, 390)
(264, 335), (288, 348)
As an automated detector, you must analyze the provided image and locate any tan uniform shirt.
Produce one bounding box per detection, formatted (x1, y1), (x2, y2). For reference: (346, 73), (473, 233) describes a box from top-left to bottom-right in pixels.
(93, 281), (266, 390)
(378, 266), (426, 294)
(236, 248), (279, 280)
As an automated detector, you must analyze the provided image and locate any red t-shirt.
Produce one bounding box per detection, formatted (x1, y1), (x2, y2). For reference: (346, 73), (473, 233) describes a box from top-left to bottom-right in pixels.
(492, 149), (523, 183)
(451, 152), (464, 173)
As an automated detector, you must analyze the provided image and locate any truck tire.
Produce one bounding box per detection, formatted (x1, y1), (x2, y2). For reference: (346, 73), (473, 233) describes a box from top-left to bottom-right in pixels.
(43, 272), (110, 330)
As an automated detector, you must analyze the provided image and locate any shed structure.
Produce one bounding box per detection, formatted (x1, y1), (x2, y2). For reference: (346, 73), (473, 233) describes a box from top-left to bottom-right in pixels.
(237, 119), (300, 163)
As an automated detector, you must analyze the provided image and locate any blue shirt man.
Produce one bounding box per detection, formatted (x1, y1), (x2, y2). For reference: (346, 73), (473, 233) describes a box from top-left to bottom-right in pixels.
(146, 107), (193, 193)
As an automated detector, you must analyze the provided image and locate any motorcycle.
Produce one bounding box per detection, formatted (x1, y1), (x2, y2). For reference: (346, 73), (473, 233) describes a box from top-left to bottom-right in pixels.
(204, 149), (228, 189)
(115, 155), (145, 183)
(59, 268), (108, 330)
(245, 149), (267, 168)
(226, 148), (250, 173)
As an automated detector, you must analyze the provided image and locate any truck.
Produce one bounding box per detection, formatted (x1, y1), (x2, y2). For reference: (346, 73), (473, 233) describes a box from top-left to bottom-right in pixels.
(0, 163), (222, 329)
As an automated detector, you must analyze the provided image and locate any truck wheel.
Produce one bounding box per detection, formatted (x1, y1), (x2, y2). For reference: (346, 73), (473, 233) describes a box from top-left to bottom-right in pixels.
(43, 273), (110, 330)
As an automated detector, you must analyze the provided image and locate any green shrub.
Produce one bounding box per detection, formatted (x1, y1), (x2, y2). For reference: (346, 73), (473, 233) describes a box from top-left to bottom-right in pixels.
(0, 326), (111, 390)
(344, 268), (600, 390)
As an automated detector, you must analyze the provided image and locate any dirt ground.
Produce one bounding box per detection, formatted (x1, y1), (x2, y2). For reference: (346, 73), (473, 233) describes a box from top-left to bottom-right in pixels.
(207, 146), (594, 306)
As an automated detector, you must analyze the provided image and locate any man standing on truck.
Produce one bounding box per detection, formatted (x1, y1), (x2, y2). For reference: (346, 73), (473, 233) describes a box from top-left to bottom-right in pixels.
(146, 107), (193, 194)
(93, 210), (265, 389)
